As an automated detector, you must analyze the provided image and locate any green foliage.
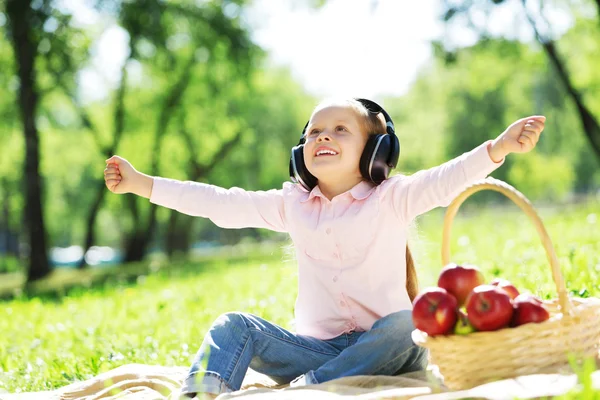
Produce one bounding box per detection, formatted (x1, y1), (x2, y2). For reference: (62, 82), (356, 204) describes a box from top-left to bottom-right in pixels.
(446, 86), (511, 183)
(0, 27), (16, 125)
(2, 0), (600, 268)
(387, 35), (600, 200)
(0, 0), (316, 250)
(385, 70), (448, 174)
(560, 18), (600, 110)
(508, 152), (575, 201)
(0, 255), (22, 274)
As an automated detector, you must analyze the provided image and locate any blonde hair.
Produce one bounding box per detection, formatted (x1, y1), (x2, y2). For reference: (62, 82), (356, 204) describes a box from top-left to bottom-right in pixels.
(349, 98), (419, 302)
(311, 98), (385, 138)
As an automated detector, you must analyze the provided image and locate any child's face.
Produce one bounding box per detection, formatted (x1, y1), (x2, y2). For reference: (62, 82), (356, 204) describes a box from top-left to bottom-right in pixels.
(303, 104), (368, 183)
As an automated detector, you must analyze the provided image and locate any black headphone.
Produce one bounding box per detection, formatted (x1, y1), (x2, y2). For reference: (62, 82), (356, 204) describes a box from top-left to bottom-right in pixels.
(288, 98), (400, 191)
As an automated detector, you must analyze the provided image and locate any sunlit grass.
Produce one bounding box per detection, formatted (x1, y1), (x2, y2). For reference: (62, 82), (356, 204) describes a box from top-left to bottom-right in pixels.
(414, 197), (600, 299)
(0, 196), (598, 396)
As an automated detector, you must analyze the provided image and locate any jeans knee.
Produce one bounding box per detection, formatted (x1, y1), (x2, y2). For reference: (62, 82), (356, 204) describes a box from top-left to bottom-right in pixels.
(213, 312), (252, 336)
(392, 346), (429, 375)
(373, 310), (414, 334)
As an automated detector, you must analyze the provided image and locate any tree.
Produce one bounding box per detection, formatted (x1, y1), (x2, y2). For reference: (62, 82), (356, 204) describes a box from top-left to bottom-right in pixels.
(162, 66), (314, 257)
(38, 0), (261, 265)
(112, 0), (259, 263)
(164, 116), (243, 259)
(5, 0), (51, 281)
(440, 0), (600, 161)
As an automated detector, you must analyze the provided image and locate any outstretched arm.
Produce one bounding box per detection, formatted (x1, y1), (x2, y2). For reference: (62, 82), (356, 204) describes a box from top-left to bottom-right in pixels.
(104, 156), (287, 232)
(389, 116), (546, 222)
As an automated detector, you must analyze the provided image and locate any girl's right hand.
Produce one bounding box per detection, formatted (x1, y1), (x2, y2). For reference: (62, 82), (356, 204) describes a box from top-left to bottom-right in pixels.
(104, 155), (138, 195)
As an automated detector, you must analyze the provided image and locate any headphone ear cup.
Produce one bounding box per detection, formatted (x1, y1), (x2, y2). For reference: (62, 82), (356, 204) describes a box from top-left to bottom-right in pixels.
(289, 145), (318, 191)
(389, 134), (400, 169)
(359, 135), (380, 181)
(360, 134), (393, 184)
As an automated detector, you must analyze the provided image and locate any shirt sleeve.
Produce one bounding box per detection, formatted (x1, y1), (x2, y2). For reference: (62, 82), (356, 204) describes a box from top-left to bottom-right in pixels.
(388, 140), (504, 223)
(149, 177), (287, 232)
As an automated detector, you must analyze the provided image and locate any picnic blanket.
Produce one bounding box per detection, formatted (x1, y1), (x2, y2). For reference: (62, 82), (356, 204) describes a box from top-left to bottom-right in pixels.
(2, 362), (600, 400)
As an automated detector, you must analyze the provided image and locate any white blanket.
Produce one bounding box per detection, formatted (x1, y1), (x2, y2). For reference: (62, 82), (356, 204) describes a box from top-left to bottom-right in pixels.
(2, 363), (599, 400)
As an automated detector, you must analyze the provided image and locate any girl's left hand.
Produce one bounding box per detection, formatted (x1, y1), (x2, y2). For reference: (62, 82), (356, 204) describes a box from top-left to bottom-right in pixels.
(489, 116), (546, 162)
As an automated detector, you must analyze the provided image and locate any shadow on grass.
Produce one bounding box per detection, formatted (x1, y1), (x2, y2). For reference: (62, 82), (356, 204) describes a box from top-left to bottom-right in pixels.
(0, 251), (283, 302)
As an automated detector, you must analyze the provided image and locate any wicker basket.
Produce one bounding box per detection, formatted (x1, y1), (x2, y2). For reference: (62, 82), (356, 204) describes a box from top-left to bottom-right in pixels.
(411, 177), (600, 390)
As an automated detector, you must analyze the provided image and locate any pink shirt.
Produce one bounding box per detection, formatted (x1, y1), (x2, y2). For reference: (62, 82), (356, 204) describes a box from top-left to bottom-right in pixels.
(150, 141), (503, 340)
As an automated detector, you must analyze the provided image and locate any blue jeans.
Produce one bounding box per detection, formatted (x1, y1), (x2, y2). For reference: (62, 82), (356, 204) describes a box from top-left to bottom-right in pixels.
(180, 310), (428, 396)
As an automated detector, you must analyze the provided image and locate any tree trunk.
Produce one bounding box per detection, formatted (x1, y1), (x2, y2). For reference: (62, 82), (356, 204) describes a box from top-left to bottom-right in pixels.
(165, 211), (194, 259)
(78, 66), (129, 268)
(78, 180), (107, 268)
(124, 232), (146, 262)
(1, 179), (19, 257)
(123, 203), (158, 263)
(123, 56), (195, 263)
(162, 129), (244, 260)
(1, 179), (9, 255)
(522, 3), (600, 159)
(6, 0), (51, 282)
(122, 195), (142, 263)
(45, 36), (132, 269)
(542, 40), (600, 159)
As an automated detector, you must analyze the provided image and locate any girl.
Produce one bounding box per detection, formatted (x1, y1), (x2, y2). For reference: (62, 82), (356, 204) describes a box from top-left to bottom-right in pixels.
(104, 98), (545, 399)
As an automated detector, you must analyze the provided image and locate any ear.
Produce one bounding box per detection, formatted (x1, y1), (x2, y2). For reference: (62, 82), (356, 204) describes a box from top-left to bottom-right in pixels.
(376, 113), (386, 128)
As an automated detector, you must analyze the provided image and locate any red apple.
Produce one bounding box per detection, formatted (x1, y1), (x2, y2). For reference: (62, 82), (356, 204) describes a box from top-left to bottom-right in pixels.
(513, 293), (543, 305)
(465, 285), (514, 331)
(412, 287), (458, 336)
(490, 278), (520, 300)
(437, 263), (486, 306)
(511, 294), (550, 327)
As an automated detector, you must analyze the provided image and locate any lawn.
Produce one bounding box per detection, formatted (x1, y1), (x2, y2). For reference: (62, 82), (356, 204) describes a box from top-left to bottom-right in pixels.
(1, 194), (599, 396)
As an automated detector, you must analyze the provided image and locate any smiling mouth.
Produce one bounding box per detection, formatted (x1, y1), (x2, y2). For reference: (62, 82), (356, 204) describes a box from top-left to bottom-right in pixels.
(315, 149), (339, 157)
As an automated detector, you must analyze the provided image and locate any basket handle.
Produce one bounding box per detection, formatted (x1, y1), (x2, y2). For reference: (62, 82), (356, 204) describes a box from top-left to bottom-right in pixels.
(441, 177), (570, 314)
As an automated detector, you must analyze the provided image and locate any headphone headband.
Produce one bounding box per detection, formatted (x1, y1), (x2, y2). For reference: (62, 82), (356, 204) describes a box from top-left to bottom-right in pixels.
(353, 98), (396, 136)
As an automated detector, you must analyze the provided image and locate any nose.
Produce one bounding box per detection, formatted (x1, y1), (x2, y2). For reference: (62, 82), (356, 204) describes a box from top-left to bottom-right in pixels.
(316, 131), (332, 142)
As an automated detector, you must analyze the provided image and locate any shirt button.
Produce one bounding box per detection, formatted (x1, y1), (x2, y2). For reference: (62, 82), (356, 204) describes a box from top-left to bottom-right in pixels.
(325, 228), (331, 234)
(332, 275), (338, 282)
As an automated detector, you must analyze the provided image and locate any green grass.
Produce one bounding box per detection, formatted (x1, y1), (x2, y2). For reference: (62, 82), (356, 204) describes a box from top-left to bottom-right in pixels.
(0, 195), (599, 396)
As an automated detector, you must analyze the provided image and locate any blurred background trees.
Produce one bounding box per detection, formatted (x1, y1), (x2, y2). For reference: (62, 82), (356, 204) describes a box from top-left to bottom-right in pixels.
(0, 0), (598, 283)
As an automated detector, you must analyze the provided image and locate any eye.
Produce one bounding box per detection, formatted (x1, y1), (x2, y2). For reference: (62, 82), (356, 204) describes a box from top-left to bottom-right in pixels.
(336, 125), (348, 132)
(308, 129), (320, 136)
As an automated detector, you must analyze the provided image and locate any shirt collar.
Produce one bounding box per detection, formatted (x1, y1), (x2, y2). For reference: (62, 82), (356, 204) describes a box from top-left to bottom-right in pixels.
(300, 180), (375, 203)
(350, 180), (376, 200)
